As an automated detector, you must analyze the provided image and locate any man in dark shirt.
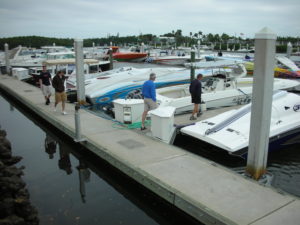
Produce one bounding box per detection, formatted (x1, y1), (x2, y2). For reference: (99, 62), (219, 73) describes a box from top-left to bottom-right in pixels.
(39, 65), (52, 105)
(189, 73), (203, 120)
(52, 71), (67, 115)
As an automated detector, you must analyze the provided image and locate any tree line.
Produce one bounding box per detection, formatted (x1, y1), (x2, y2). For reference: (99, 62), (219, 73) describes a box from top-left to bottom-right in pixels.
(0, 30), (299, 52)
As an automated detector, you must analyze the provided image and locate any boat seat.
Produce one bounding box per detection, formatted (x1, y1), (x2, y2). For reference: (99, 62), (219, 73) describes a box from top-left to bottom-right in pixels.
(162, 90), (186, 98)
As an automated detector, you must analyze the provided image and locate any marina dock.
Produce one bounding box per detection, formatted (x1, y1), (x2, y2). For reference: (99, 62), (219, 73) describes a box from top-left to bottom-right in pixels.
(1, 75), (300, 225)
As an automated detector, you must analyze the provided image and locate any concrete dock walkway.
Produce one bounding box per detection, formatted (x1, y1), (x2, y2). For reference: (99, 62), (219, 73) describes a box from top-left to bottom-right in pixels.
(1, 75), (299, 225)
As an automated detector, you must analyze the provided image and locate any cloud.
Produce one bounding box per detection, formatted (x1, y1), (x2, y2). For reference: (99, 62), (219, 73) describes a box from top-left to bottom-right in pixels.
(0, 0), (299, 38)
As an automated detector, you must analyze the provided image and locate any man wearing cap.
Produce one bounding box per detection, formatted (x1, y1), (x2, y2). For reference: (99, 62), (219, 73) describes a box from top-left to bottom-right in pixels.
(141, 73), (158, 130)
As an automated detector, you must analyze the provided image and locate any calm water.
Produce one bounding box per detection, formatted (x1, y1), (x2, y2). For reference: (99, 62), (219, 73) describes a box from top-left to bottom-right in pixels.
(0, 93), (201, 225)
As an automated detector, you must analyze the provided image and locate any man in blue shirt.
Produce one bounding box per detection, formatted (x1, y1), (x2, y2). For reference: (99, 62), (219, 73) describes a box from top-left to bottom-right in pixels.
(141, 73), (157, 130)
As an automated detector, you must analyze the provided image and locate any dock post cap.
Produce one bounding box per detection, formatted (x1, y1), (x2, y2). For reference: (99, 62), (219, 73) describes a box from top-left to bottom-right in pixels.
(287, 42), (293, 47)
(255, 27), (276, 40)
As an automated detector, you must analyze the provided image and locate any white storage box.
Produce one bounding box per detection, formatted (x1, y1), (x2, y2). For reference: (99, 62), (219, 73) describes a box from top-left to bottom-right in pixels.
(113, 99), (144, 124)
(150, 106), (176, 142)
(12, 68), (30, 80)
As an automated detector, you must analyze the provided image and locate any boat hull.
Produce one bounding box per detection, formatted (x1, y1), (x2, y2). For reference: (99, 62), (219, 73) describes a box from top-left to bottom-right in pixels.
(180, 91), (300, 158)
(113, 53), (148, 62)
(158, 90), (252, 114)
(231, 127), (300, 158)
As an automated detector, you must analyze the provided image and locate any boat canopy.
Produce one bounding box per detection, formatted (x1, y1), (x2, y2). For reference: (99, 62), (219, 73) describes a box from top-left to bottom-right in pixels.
(185, 60), (244, 69)
(43, 58), (99, 66)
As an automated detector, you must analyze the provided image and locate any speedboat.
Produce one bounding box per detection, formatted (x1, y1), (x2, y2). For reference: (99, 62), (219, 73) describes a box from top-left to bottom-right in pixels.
(84, 67), (185, 106)
(203, 54), (300, 79)
(274, 56), (300, 79)
(211, 54), (300, 79)
(0, 46), (75, 69)
(111, 46), (148, 62)
(157, 61), (253, 114)
(245, 56), (300, 79)
(66, 66), (133, 90)
(157, 78), (299, 114)
(84, 65), (243, 107)
(146, 55), (203, 66)
(113, 52), (148, 62)
(181, 91), (300, 158)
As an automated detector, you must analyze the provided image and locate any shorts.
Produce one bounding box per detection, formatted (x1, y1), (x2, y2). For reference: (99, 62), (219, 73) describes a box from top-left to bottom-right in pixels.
(41, 85), (52, 96)
(144, 98), (157, 111)
(191, 94), (201, 104)
(55, 92), (67, 103)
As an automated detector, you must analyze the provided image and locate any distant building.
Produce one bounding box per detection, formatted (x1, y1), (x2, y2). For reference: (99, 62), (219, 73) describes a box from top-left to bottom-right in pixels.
(155, 36), (175, 44)
(227, 39), (240, 44)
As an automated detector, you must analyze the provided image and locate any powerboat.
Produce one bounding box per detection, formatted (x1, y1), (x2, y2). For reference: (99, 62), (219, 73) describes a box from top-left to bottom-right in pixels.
(156, 72), (299, 115)
(84, 65), (242, 107)
(111, 46), (148, 62)
(180, 91), (300, 158)
(66, 67), (134, 89)
(274, 56), (300, 79)
(113, 52), (148, 62)
(245, 56), (300, 79)
(209, 54), (300, 79)
(84, 67), (185, 106)
(156, 61), (252, 114)
(146, 55), (203, 66)
(0, 46), (74, 69)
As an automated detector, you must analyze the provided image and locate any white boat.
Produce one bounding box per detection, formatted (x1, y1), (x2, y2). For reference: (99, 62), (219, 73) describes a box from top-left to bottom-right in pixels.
(203, 54), (300, 79)
(66, 66), (134, 89)
(85, 67), (185, 105)
(0, 46), (74, 69)
(181, 91), (300, 158)
(147, 55), (203, 66)
(26, 58), (109, 87)
(84, 65), (239, 107)
(157, 77), (299, 114)
(28, 58), (109, 79)
(156, 61), (250, 114)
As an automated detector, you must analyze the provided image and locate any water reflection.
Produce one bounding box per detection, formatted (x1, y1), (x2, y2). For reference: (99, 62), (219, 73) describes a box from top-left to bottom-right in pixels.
(0, 92), (202, 225)
(45, 133), (91, 203)
(58, 142), (73, 175)
(44, 133), (91, 203)
(45, 134), (57, 159)
(39, 129), (201, 225)
(77, 160), (91, 203)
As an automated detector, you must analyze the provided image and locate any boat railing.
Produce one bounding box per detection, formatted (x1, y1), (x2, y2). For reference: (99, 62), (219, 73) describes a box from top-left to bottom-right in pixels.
(204, 91), (287, 136)
(204, 104), (251, 135)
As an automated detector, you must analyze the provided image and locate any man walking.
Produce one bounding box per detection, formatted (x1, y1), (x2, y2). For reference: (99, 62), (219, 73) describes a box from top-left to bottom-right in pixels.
(52, 71), (67, 115)
(39, 65), (52, 105)
(141, 73), (157, 130)
(189, 73), (203, 120)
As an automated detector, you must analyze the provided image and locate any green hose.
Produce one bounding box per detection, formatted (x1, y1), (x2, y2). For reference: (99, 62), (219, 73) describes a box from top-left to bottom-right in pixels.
(112, 120), (151, 129)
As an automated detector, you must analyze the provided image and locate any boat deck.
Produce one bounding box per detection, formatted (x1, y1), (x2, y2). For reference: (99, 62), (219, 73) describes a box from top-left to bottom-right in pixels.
(1, 75), (300, 225)
(174, 105), (243, 126)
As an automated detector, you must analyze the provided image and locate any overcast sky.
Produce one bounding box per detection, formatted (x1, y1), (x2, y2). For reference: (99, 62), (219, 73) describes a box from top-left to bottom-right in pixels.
(0, 0), (299, 39)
